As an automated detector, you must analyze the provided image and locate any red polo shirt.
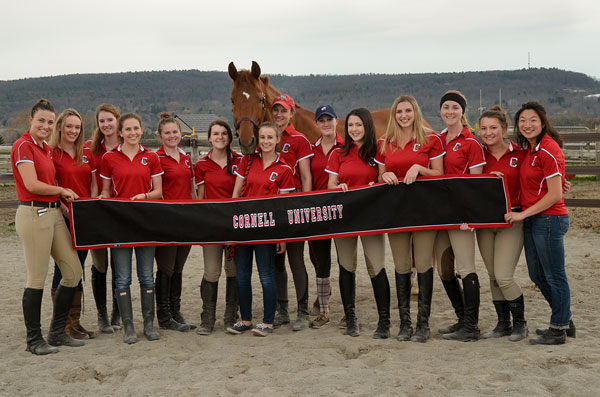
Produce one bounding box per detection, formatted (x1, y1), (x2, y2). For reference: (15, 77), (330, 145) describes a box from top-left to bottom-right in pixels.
(234, 153), (295, 198)
(11, 132), (59, 202)
(100, 144), (164, 198)
(195, 150), (242, 199)
(280, 124), (314, 189)
(84, 139), (112, 192)
(311, 135), (344, 191)
(156, 146), (194, 200)
(325, 143), (378, 188)
(519, 134), (567, 215)
(374, 133), (445, 177)
(440, 126), (486, 174)
(52, 146), (95, 207)
(483, 140), (526, 210)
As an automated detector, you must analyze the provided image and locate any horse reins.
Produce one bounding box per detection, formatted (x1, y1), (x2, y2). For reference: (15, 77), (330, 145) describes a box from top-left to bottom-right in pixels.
(233, 93), (267, 138)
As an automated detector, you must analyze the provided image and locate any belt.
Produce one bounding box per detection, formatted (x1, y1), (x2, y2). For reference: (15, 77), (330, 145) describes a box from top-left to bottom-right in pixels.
(19, 201), (61, 208)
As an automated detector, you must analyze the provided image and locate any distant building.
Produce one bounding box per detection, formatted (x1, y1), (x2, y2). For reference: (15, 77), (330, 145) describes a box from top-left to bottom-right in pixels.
(173, 113), (221, 140)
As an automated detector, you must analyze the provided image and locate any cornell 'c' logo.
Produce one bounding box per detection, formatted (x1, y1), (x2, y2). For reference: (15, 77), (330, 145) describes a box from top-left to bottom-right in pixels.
(232, 165), (238, 173)
(453, 143), (461, 151)
(413, 144), (421, 152)
(269, 172), (278, 181)
(531, 156), (537, 167)
(282, 143), (291, 153)
(185, 159), (191, 168)
(141, 157), (148, 165)
(509, 157), (518, 167)
(82, 155), (88, 163)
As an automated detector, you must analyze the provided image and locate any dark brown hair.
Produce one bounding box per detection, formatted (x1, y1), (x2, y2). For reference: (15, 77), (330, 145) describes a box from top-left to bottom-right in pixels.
(479, 105), (510, 132)
(30, 99), (55, 117)
(343, 108), (377, 164)
(514, 101), (563, 148)
(208, 119), (235, 174)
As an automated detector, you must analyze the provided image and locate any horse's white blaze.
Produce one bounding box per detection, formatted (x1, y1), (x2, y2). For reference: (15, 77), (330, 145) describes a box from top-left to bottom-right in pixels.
(242, 91), (250, 100)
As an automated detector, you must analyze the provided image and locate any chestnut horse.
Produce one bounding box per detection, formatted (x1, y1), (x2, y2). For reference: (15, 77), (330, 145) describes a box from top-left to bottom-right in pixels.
(228, 61), (393, 154)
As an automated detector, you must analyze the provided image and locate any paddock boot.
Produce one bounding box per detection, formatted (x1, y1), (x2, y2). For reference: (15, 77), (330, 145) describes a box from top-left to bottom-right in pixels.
(91, 266), (113, 334)
(536, 320), (576, 338)
(371, 268), (391, 339)
(156, 271), (188, 332)
(47, 285), (85, 347)
(273, 300), (290, 329)
(292, 301), (311, 331)
(444, 273), (480, 342)
(141, 288), (160, 341)
(507, 295), (528, 342)
(483, 300), (512, 339)
(170, 272), (195, 329)
(395, 272), (413, 341)
(339, 266), (359, 337)
(223, 277), (239, 330)
(110, 271), (121, 330)
(116, 288), (137, 344)
(197, 279), (218, 335)
(23, 288), (58, 355)
(438, 277), (465, 334)
(67, 284), (93, 340)
(411, 269), (433, 343)
(530, 328), (566, 345)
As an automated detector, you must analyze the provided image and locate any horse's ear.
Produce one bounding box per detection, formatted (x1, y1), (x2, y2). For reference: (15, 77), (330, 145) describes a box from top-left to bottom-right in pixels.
(228, 62), (238, 80)
(251, 61), (261, 79)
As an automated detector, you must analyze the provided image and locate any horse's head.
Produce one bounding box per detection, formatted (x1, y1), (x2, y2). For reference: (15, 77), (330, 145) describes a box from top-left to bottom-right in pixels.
(228, 61), (273, 155)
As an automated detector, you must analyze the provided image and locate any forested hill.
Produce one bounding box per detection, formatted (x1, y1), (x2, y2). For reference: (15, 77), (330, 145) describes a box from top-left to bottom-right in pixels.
(1, 67), (599, 140)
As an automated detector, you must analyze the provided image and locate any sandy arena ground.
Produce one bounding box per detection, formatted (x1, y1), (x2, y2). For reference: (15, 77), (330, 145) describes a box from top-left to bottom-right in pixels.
(0, 183), (598, 396)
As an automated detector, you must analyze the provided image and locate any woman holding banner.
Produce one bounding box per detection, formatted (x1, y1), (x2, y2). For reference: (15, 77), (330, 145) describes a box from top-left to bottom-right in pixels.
(308, 105), (344, 329)
(85, 104), (122, 334)
(326, 108), (390, 339)
(505, 102), (573, 345)
(195, 120), (242, 334)
(100, 113), (163, 344)
(435, 90), (486, 342)
(227, 122), (295, 337)
(12, 99), (84, 354)
(154, 113), (196, 332)
(376, 95), (445, 342)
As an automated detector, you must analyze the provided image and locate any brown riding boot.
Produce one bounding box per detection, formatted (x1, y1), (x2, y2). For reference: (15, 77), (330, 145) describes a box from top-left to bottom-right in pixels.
(70, 284), (95, 339)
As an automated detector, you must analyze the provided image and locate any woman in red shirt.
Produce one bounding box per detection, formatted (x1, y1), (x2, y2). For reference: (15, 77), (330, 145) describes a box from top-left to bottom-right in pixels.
(85, 104), (122, 334)
(271, 94), (313, 331)
(49, 108), (97, 340)
(326, 108), (389, 339)
(376, 95), (444, 342)
(100, 113), (163, 344)
(475, 106), (529, 342)
(226, 122), (295, 337)
(12, 99), (85, 355)
(435, 90), (486, 342)
(505, 102), (573, 345)
(154, 113), (196, 332)
(307, 105), (344, 329)
(195, 120), (242, 335)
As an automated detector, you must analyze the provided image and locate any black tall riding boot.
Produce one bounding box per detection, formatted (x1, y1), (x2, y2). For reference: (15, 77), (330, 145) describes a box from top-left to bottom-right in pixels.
(444, 273), (480, 341)
(156, 271), (188, 331)
(507, 295), (528, 341)
(370, 268), (390, 339)
(197, 279), (218, 335)
(91, 266), (113, 334)
(141, 288), (160, 341)
(395, 272), (413, 341)
(339, 265), (359, 337)
(169, 272), (195, 329)
(23, 288), (58, 355)
(439, 277), (465, 334)
(110, 269), (121, 330)
(47, 285), (85, 347)
(483, 300), (512, 339)
(411, 268), (433, 343)
(115, 288), (137, 344)
(223, 276), (239, 330)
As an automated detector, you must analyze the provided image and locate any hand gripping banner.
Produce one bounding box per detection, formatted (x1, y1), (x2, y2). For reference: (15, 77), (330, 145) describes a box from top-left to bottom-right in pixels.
(70, 175), (510, 249)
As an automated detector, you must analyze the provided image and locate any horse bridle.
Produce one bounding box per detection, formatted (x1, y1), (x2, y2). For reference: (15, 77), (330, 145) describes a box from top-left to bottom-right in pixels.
(233, 93), (267, 138)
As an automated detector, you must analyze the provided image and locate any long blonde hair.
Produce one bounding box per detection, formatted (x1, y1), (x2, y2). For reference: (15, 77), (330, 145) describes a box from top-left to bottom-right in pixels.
(91, 104), (120, 154)
(381, 95), (432, 154)
(50, 108), (85, 165)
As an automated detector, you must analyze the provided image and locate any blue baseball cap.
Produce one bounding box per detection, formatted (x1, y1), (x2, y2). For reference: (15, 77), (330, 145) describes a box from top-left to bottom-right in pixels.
(314, 105), (338, 121)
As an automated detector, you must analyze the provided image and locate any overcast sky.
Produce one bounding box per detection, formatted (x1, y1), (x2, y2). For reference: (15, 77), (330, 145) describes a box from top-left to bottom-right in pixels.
(1, 0), (598, 81)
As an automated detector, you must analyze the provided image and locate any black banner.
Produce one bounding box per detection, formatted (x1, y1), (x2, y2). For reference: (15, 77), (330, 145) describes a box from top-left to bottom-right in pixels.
(70, 175), (510, 249)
